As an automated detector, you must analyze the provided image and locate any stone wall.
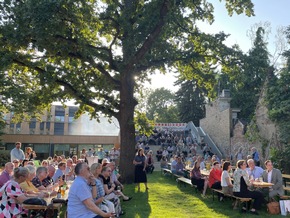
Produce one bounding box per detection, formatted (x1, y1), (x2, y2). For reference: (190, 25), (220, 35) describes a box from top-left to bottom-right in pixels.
(200, 99), (231, 157)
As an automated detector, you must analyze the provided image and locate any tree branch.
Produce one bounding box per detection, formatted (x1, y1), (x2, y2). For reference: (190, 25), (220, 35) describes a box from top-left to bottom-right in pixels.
(125, 0), (171, 71)
(55, 79), (118, 117)
(12, 57), (119, 117)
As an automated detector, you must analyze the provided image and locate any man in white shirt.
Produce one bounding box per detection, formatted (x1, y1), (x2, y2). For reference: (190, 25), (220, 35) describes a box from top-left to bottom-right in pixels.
(10, 142), (25, 162)
(246, 159), (264, 180)
(262, 160), (284, 198)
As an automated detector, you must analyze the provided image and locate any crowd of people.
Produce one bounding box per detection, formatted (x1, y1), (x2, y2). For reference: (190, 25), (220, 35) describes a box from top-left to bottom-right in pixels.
(0, 142), (129, 218)
(163, 151), (284, 215)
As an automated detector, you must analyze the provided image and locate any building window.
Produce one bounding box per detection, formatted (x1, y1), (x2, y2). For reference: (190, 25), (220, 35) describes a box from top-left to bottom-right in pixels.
(29, 121), (36, 129)
(55, 106), (65, 122)
(54, 123), (64, 135)
(68, 107), (78, 123)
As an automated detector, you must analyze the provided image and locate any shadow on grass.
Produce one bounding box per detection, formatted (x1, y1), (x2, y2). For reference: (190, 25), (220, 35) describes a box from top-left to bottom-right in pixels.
(121, 184), (151, 218)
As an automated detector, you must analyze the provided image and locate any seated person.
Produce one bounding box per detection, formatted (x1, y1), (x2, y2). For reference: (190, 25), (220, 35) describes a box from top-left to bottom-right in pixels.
(65, 159), (75, 181)
(156, 148), (163, 162)
(173, 156), (185, 176)
(160, 156), (168, 169)
(190, 161), (208, 196)
(52, 162), (66, 183)
(145, 151), (155, 174)
(32, 166), (51, 191)
(221, 161), (233, 195)
(12, 159), (20, 168)
(41, 160), (49, 167)
(209, 161), (222, 189)
(209, 161), (222, 200)
(0, 167), (45, 218)
(20, 165), (50, 197)
(233, 160), (264, 215)
(42, 165), (56, 187)
(262, 160), (284, 199)
(0, 162), (14, 188)
(170, 155), (177, 172)
(246, 159), (263, 180)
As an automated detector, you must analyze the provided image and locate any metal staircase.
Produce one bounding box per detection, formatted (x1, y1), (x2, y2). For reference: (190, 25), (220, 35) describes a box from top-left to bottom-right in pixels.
(185, 121), (223, 159)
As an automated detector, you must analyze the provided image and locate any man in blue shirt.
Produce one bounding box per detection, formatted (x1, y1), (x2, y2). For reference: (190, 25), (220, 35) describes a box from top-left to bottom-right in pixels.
(246, 159), (264, 180)
(68, 162), (113, 218)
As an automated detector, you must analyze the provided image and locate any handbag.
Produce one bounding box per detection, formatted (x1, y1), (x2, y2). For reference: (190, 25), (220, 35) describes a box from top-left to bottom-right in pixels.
(267, 201), (280, 215)
(23, 198), (47, 206)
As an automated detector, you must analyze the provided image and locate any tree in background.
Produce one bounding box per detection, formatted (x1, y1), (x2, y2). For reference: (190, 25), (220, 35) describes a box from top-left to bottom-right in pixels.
(175, 79), (206, 126)
(0, 0), (254, 182)
(221, 27), (271, 121)
(266, 27), (290, 172)
(146, 88), (179, 123)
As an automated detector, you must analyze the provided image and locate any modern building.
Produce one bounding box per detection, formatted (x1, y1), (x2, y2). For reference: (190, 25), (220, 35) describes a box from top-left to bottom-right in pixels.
(1, 104), (120, 160)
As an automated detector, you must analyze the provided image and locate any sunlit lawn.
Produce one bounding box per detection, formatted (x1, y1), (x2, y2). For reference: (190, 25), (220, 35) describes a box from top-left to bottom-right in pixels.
(121, 172), (284, 218)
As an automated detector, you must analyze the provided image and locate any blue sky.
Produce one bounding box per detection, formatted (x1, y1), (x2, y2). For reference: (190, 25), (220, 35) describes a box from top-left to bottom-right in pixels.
(148, 0), (290, 90)
(204, 0), (290, 53)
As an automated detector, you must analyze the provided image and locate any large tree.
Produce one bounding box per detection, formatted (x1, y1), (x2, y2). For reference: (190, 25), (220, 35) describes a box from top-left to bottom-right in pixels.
(0, 0), (254, 182)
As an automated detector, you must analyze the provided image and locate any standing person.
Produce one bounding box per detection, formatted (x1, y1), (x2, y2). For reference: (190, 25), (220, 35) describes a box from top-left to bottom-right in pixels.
(0, 162), (14, 188)
(251, 147), (260, 167)
(133, 148), (148, 191)
(221, 161), (233, 196)
(68, 162), (113, 218)
(235, 147), (244, 161)
(97, 148), (105, 164)
(0, 167), (45, 217)
(233, 160), (264, 215)
(10, 142), (25, 162)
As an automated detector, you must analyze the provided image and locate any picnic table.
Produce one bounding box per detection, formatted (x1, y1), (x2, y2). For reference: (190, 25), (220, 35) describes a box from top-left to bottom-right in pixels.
(252, 181), (274, 188)
(201, 169), (210, 177)
(22, 187), (69, 218)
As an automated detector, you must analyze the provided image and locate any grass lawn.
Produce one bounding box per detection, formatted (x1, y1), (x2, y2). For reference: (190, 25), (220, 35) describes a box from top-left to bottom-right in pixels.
(121, 172), (284, 218)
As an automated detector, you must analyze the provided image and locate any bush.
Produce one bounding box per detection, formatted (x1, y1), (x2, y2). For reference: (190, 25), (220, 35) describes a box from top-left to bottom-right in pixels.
(0, 150), (11, 166)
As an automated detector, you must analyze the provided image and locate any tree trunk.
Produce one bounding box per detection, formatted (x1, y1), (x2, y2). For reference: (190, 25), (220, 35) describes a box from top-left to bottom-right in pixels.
(118, 73), (137, 183)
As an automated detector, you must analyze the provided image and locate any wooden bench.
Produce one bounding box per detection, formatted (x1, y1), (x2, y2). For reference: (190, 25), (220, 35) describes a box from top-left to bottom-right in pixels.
(283, 186), (290, 194)
(162, 168), (172, 176)
(177, 177), (198, 193)
(280, 195), (290, 200)
(211, 189), (252, 210)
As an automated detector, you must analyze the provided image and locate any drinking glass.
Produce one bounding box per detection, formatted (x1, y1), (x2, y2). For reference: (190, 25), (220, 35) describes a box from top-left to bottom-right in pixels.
(47, 186), (53, 198)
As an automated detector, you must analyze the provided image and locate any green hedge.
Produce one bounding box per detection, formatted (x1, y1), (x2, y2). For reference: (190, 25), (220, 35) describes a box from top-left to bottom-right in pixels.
(0, 150), (11, 166)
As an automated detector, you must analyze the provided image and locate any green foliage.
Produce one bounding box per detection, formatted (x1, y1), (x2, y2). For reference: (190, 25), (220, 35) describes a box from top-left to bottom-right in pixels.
(175, 78), (206, 126)
(219, 27), (270, 121)
(146, 88), (179, 123)
(0, 150), (10, 166)
(265, 26), (290, 172)
(134, 111), (154, 137)
(0, 0), (255, 182)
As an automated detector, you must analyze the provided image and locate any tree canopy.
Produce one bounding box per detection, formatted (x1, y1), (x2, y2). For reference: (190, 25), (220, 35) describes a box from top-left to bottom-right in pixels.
(0, 0), (254, 182)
